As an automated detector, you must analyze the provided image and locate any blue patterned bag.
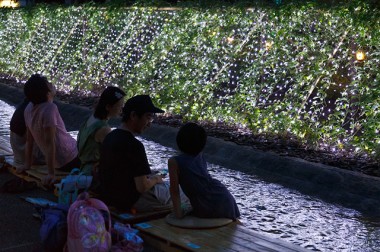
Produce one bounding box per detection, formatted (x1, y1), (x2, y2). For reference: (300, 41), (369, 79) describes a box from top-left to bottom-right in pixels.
(57, 168), (92, 205)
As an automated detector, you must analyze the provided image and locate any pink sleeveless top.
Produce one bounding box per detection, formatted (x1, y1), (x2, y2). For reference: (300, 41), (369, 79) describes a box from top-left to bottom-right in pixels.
(24, 101), (78, 168)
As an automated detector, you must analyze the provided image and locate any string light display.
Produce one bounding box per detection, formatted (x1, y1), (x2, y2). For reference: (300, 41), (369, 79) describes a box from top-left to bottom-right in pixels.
(0, 3), (379, 156)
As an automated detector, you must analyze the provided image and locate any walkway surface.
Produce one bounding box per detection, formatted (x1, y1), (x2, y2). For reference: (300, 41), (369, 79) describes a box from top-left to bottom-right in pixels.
(0, 82), (379, 251)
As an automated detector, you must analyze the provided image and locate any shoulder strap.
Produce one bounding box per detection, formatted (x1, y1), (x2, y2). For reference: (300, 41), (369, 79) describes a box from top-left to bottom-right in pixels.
(87, 198), (111, 231)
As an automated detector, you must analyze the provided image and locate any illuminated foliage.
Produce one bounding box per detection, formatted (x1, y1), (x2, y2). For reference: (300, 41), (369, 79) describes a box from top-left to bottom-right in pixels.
(0, 1), (379, 155)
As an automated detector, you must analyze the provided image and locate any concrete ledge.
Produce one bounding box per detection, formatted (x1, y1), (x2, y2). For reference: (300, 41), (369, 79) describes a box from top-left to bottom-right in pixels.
(1, 82), (379, 216)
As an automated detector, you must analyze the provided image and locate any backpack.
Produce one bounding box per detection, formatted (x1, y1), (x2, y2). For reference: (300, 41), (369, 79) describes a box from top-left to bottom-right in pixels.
(39, 204), (69, 252)
(66, 192), (112, 251)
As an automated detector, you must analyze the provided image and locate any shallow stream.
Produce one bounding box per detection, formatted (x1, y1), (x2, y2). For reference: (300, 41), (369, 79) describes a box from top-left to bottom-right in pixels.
(1, 99), (379, 251)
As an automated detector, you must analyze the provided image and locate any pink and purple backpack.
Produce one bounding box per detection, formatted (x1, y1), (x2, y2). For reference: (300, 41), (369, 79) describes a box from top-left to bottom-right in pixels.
(66, 192), (112, 251)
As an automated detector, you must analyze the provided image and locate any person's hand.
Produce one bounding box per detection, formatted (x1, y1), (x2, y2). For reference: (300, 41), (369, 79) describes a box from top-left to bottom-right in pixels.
(42, 173), (56, 186)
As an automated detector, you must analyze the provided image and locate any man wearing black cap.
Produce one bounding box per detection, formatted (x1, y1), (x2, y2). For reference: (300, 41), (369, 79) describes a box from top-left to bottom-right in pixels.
(98, 95), (171, 212)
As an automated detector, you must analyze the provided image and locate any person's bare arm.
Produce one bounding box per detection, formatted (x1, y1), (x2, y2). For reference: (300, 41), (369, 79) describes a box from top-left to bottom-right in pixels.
(134, 174), (163, 193)
(17, 128), (34, 173)
(94, 126), (111, 143)
(168, 158), (183, 218)
(42, 126), (56, 185)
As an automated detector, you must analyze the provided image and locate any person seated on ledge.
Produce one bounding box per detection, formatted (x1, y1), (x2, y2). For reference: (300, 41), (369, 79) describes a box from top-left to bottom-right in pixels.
(168, 122), (241, 220)
(21, 74), (80, 185)
(10, 97), (45, 168)
(77, 86), (125, 177)
(98, 95), (173, 213)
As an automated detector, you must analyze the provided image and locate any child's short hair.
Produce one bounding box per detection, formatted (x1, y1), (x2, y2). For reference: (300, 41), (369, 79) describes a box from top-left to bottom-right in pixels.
(24, 74), (50, 105)
(176, 122), (207, 156)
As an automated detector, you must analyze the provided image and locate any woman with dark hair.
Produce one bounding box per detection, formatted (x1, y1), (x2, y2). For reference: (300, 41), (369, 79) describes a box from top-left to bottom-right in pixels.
(77, 86), (126, 176)
(22, 74), (80, 185)
(168, 122), (240, 220)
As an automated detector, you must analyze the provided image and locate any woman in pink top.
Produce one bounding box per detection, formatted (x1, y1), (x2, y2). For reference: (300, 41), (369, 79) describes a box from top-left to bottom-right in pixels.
(21, 74), (80, 185)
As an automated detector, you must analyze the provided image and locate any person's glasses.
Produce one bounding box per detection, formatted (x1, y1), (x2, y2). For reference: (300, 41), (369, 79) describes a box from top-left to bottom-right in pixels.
(146, 113), (154, 123)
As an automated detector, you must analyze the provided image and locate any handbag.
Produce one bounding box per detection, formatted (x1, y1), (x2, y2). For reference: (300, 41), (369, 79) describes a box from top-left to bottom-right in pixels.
(57, 168), (92, 205)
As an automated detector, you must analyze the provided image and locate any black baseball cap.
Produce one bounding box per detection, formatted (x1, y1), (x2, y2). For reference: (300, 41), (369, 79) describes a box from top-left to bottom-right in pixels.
(123, 95), (164, 114)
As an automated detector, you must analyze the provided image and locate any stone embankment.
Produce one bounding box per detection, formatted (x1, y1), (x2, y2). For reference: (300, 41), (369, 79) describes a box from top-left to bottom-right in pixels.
(1, 82), (379, 216)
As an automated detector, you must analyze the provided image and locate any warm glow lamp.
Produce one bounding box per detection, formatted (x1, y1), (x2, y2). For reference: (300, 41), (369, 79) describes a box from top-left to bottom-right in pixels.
(355, 50), (366, 61)
(265, 41), (273, 51)
(0, 0), (19, 7)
